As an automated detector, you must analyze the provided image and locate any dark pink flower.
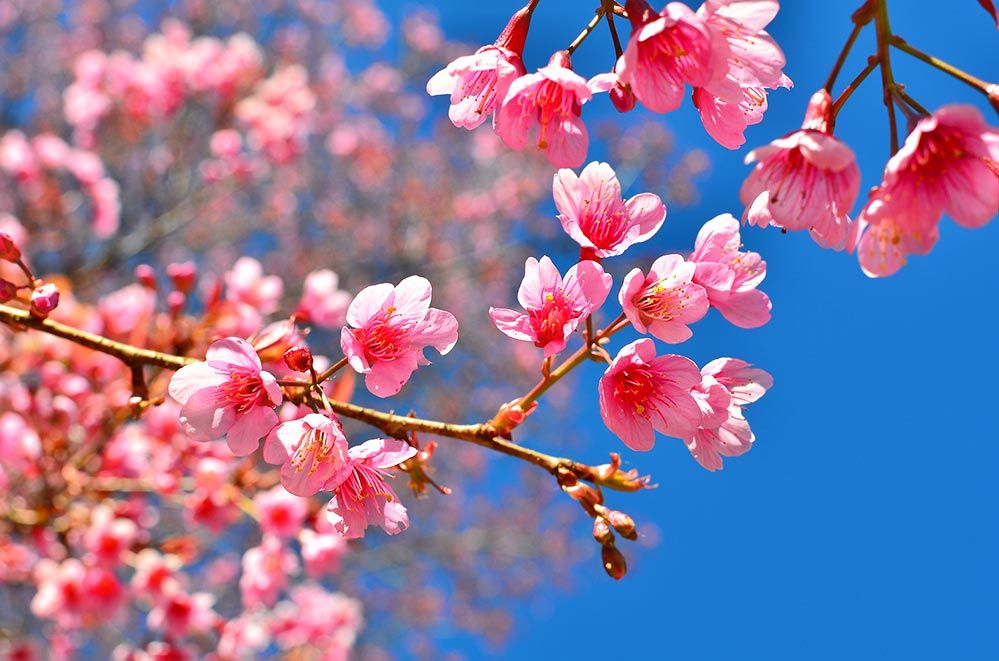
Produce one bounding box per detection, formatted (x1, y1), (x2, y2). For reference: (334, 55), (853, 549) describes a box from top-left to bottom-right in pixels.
(168, 337), (282, 455)
(617, 0), (714, 114)
(553, 161), (666, 258)
(323, 438), (418, 539)
(619, 254), (709, 343)
(495, 50), (592, 167)
(741, 90), (860, 248)
(490, 256), (612, 357)
(598, 338), (703, 451)
(340, 276), (459, 397)
(688, 214), (771, 328)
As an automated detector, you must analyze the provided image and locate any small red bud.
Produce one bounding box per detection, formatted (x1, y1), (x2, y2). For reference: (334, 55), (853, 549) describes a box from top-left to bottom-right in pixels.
(548, 49), (572, 70)
(601, 542), (628, 580)
(493, 0), (538, 55)
(134, 264), (157, 289)
(166, 261), (197, 294)
(801, 89), (834, 133)
(610, 83), (636, 113)
(0, 279), (16, 303)
(604, 508), (638, 540)
(0, 231), (21, 263)
(30, 283), (60, 317)
(284, 344), (314, 373)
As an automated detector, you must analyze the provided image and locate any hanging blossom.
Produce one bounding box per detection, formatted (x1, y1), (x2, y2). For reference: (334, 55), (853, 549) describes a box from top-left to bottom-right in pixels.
(685, 358), (772, 470)
(599, 338), (703, 451)
(692, 0), (791, 149)
(619, 254), (709, 343)
(489, 256), (612, 357)
(168, 338), (282, 456)
(857, 104), (999, 277)
(262, 414), (350, 497)
(495, 50), (593, 168)
(688, 213), (771, 329)
(323, 438), (418, 539)
(741, 90), (861, 249)
(616, 0), (715, 114)
(426, 1), (533, 129)
(553, 161), (667, 259)
(340, 276), (459, 398)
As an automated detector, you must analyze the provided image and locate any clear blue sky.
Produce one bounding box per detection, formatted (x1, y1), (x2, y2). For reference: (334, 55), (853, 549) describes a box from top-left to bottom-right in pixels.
(418, 1), (999, 658)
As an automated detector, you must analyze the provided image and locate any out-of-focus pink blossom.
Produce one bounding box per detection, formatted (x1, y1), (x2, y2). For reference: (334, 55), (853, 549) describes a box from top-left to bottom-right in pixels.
(341, 276), (458, 397)
(619, 254), (709, 343)
(295, 269), (352, 329)
(0, 412), (41, 478)
(617, 0), (714, 114)
(741, 90), (860, 248)
(552, 161), (666, 258)
(598, 338), (703, 451)
(298, 528), (349, 577)
(168, 337), (282, 455)
(495, 50), (592, 168)
(272, 585), (363, 654)
(84, 505), (137, 565)
(253, 485), (310, 538)
(262, 414), (349, 497)
(130, 550), (182, 601)
(239, 536), (297, 608)
(147, 591), (217, 638)
(224, 257), (284, 315)
(323, 438), (417, 539)
(489, 256), (612, 357)
(688, 213), (771, 328)
(857, 104), (999, 277)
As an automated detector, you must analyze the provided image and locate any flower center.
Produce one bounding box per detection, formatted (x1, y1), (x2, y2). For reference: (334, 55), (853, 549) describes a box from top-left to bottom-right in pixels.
(637, 278), (687, 321)
(290, 427), (337, 476)
(528, 291), (573, 347)
(358, 312), (411, 362)
(336, 462), (394, 512)
(218, 368), (268, 413)
(533, 79), (578, 149)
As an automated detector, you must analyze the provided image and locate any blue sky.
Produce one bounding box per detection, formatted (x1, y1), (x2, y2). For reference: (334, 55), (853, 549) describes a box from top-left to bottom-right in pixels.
(422, 1), (999, 658)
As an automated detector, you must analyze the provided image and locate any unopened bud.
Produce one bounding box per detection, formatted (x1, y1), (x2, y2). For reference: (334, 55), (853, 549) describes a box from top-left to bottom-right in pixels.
(548, 49), (572, 70)
(610, 82), (636, 113)
(604, 508), (638, 540)
(801, 89), (834, 133)
(562, 481), (602, 511)
(134, 264), (157, 289)
(250, 319), (302, 363)
(988, 84), (999, 115)
(0, 279), (16, 303)
(601, 542), (627, 580)
(30, 283), (60, 317)
(166, 261), (197, 294)
(0, 231), (21, 262)
(284, 344), (314, 373)
(593, 517), (615, 546)
(625, 0), (657, 28)
(493, 0), (538, 55)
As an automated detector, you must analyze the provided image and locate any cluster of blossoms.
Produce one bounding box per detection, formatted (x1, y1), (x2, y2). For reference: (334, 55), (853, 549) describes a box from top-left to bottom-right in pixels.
(429, 0), (790, 167)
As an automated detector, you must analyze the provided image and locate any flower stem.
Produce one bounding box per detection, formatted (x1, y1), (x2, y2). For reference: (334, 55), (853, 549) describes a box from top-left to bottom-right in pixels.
(889, 35), (994, 96)
(831, 56), (879, 118)
(567, 7), (606, 55)
(873, 0), (899, 153)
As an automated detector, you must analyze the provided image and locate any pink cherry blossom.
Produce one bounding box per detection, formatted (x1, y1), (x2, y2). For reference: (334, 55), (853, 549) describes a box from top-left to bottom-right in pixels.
(689, 213), (771, 328)
(340, 276), (459, 397)
(619, 254), (709, 343)
(295, 269), (352, 329)
(427, 45), (526, 130)
(323, 438), (417, 539)
(598, 338), (703, 451)
(552, 161), (667, 258)
(0, 412), (41, 478)
(83, 504), (137, 565)
(147, 591), (217, 638)
(30, 558), (88, 627)
(685, 357), (772, 470)
(616, 0), (714, 114)
(693, 0), (790, 148)
(239, 536), (297, 608)
(741, 90), (860, 248)
(489, 256), (612, 357)
(130, 550), (182, 601)
(168, 337), (282, 455)
(253, 485), (310, 537)
(262, 414), (349, 497)
(495, 50), (593, 168)
(857, 104), (999, 277)
(224, 257), (284, 315)
(298, 528), (349, 577)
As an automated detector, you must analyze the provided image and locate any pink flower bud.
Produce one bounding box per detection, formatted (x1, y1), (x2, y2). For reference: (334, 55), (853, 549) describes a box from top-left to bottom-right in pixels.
(610, 82), (636, 113)
(601, 542), (627, 580)
(166, 262), (197, 294)
(0, 231), (21, 262)
(0, 279), (16, 303)
(593, 518), (615, 546)
(283, 345), (314, 373)
(494, 0), (538, 55)
(135, 264), (157, 289)
(30, 283), (60, 317)
(801, 89), (834, 133)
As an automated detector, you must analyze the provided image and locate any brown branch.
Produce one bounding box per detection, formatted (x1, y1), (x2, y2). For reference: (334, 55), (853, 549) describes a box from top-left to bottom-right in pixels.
(0, 303), (648, 492)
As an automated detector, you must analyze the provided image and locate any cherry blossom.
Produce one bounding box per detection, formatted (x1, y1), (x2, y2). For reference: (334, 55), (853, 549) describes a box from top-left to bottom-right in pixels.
(168, 337), (282, 455)
(619, 254), (709, 343)
(341, 276), (459, 397)
(262, 414), (350, 497)
(490, 256), (612, 357)
(598, 338), (703, 451)
(553, 161), (667, 258)
(324, 438), (418, 539)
